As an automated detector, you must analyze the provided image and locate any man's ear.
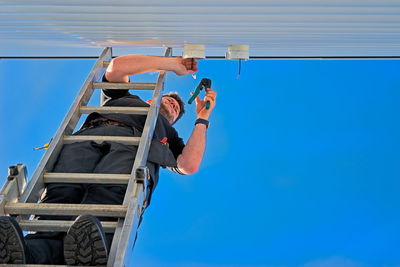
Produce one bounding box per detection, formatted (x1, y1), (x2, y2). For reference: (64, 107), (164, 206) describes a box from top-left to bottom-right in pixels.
(146, 99), (152, 104)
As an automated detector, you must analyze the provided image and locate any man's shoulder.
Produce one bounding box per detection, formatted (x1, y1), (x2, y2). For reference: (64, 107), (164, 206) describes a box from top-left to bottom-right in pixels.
(158, 114), (177, 131)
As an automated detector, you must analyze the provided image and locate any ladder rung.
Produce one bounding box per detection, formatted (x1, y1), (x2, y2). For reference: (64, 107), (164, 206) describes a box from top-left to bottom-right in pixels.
(44, 172), (130, 184)
(63, 136), (140, 145)
(80, 106), (149, 115)
(5, 203), (127, 217)
(92, 82), (156, 90)
(19, 219), (117, 233)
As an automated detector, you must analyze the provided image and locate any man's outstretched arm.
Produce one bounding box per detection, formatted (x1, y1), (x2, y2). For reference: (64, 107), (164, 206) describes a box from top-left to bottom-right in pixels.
(105, 55), (198, 82)
(177, 88), (217, 174)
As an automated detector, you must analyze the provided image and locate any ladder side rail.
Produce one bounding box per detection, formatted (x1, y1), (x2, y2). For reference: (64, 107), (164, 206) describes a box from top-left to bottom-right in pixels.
(100, 60), (111, 105)
(126, 48), (172, 195)
(108, 47), (172, 267)
(19, 47), (112, 205)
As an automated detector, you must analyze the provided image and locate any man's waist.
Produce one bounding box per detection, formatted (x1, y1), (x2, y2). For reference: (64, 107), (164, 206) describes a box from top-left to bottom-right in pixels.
(82, 116), (128, 129)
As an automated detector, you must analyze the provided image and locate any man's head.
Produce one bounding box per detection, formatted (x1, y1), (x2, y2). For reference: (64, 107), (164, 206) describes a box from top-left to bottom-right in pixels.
(159, 92), (185, 125)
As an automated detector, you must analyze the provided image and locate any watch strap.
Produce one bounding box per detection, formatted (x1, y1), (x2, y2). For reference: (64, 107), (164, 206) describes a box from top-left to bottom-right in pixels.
(195, 118), (209, 129)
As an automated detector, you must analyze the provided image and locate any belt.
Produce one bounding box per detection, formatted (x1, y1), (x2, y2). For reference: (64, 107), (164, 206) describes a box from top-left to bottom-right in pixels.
(83, 116), (128, 129)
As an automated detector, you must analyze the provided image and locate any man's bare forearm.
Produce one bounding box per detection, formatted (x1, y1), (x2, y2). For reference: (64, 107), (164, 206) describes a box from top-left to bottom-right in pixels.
(105, 55), (198, 82)
(177, 124), (207, 174)
(105, 55), (176, 82)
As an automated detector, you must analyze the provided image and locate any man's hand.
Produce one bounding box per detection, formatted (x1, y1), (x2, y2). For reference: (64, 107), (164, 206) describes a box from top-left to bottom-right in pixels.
(173, 58), (198, 76)
(195, 88), (217, 120)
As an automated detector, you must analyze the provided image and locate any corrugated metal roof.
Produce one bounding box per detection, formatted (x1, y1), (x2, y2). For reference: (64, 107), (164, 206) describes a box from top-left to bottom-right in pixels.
(1, 0), (400, 56)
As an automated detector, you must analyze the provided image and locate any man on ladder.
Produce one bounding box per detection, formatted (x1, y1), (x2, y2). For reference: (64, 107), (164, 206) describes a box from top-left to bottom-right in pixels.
(0, 54), (217, 265)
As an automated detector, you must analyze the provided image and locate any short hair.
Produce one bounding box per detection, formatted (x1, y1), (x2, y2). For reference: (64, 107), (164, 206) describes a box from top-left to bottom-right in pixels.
(163, 92), (185, 123)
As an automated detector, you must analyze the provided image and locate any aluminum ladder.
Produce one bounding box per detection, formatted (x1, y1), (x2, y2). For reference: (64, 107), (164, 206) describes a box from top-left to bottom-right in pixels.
(0, 46), (172, 266)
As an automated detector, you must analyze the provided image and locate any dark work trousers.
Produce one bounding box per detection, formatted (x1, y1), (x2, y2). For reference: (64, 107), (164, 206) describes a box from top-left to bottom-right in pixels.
(24, 125), (137, 264)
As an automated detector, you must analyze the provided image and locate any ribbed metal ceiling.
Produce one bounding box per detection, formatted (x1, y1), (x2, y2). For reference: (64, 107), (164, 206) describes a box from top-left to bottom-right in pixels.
(1, 0), (400, 56)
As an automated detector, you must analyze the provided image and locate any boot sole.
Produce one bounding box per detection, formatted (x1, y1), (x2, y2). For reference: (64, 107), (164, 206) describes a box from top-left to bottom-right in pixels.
(64, 215), (108, 266)
(0, 216), (26, 264)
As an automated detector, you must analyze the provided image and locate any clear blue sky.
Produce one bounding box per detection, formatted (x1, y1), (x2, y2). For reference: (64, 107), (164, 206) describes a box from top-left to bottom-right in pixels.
(1, 58), (400, 267)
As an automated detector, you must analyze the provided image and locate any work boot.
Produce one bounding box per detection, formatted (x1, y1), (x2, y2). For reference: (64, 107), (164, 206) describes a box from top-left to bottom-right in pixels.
(0, 216), (27, 264)
(64, 215), (108, 265)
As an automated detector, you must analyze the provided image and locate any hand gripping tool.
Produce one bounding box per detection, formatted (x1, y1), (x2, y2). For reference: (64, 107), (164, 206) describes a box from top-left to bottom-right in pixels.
(188, 78), (212, 109)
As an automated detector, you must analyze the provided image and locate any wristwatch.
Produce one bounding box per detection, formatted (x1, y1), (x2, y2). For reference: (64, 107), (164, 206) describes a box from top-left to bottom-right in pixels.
(195, 118), (209, 129)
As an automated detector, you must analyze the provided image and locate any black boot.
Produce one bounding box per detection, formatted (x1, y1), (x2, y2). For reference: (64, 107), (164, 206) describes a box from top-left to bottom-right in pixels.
(64, 215), (108, 265)
(0, 216), (28, 264)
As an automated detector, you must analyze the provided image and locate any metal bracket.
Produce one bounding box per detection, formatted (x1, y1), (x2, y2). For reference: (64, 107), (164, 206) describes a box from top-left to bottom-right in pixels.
(0, 164), (27, 215)
(134, 167), (148, 184)
(226, 45), (249, 60)
(135, 167), (151, 214)
(182, 44), (205, 59)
